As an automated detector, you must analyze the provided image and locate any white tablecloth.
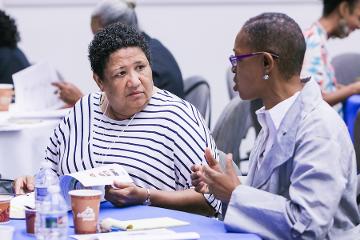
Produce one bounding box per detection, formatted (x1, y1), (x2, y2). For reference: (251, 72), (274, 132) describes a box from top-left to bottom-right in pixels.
(0, 110), (69, 179)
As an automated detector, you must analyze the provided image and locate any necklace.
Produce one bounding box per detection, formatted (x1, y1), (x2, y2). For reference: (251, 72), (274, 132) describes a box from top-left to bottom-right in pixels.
(94, 93), (136, 165)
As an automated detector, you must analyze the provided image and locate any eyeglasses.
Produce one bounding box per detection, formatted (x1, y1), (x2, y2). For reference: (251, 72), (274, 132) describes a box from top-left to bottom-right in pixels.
(229, 52), (279, 68)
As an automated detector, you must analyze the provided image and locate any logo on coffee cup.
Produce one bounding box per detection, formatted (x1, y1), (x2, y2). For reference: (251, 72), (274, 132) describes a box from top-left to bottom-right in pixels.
(77, 207), (95, 221)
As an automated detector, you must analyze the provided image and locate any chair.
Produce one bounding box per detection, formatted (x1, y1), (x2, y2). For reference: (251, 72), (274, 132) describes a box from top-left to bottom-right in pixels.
(183, 76), (211, 128)
(357, 174), (360, 209)
(226, 67), (237, 99)
(331, 53), (360, 85)
(352, 110), (360, 174)
(212, 97), (254, 170)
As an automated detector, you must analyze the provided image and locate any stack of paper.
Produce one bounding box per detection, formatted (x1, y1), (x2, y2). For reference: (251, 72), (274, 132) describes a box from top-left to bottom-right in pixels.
(100, 217), (189, 231)
(70, 229), (200, 240)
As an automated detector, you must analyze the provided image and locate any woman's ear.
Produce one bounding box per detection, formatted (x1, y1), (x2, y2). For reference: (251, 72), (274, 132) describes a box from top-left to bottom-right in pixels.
(263, 52), (274, 71)
(338, 1), (350, 17)
(93, 73), (104, 91)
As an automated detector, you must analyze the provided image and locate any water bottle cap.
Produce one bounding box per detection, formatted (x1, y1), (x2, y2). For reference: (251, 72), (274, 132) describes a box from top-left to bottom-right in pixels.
(47, 185), (60, 193)
(41, 161), (52, 168)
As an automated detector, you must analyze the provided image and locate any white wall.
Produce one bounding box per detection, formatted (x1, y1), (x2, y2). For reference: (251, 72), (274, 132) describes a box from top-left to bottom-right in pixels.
(4, 1), (360, 128)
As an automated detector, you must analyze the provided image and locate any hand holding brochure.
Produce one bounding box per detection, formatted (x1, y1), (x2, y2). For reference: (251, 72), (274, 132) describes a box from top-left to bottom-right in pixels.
(60, 164), (133, 206)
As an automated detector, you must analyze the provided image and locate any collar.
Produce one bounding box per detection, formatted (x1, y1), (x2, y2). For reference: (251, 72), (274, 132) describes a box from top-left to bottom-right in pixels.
(256, 91), (300, 131)
(314, 21), (328, 41)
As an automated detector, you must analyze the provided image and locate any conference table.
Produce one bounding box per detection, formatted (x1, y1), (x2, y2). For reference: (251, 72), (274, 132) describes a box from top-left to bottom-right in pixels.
(0, 109), (69, 179)
(10, 201), (261, 240)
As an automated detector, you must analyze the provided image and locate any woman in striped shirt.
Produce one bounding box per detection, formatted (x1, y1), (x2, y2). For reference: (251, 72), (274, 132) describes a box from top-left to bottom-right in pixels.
(14, 23), (220, 216)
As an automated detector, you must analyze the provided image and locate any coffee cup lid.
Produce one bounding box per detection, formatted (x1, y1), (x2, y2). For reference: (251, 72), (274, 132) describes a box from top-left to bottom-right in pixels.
(0, 84), (13, 90)
(69, 189), (102, 197)
(0, 195), (12, 201)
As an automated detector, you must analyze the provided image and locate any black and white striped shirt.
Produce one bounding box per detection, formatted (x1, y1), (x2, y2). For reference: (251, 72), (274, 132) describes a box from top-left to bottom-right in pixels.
(46, 89), (220, 212)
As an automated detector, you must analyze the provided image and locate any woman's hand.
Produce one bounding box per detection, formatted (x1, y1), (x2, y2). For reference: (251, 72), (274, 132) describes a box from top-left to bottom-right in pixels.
(192, 148), (240, 204)
(191, 164), (209, 194)
(52, 81), (83, 107)
(104, 181), (148, 207)
(13, 176), (35, 194)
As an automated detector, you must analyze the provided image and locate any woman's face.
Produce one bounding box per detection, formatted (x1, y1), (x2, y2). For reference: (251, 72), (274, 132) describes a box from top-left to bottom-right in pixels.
(345, 2), (360, 32)
(232, 31), (266, 100)
(335, 2), (360, 38)
(94, 47), (153, 118)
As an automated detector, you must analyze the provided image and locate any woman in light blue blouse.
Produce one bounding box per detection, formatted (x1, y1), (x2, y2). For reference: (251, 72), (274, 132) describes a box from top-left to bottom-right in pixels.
(192, 12), (360, 239)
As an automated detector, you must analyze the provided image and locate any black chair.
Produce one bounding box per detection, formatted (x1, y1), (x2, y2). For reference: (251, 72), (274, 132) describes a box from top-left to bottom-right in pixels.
(331, 53), (360, 85)
(183, 76), (211, 128)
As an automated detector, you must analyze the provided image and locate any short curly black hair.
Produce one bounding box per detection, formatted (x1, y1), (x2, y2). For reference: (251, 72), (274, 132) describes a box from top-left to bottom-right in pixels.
(88, 22), (151, 80)
(323, 0), (360, 16)
(242, 12), (306, 80)
(0, 10), (20, 48)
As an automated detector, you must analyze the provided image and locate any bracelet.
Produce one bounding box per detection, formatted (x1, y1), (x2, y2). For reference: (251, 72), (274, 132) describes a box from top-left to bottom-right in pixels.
(143, 188), (151, 206)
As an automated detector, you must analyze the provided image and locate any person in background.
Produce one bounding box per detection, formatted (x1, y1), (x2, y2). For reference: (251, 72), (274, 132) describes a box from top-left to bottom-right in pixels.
(301, 0), (360, 115)
(53, 0), (184, 106)
(14, 23), (220, 217)
(192, 12), (360, 239)
(0, 10), (30, 84)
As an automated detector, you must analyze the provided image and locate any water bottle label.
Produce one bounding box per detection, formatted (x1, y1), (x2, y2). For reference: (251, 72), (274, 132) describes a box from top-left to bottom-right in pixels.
(36, 187), (48, 201)
(44, 214), (67, 229)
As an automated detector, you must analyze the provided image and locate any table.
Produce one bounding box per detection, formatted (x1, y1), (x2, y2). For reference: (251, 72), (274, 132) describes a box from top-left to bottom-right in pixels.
(10, 202), (261, 240)
(0, 109), (69, 179)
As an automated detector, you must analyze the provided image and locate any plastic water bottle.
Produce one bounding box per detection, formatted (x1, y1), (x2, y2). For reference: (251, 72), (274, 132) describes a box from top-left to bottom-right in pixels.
(36, 185), (68, 240)
(34, 161), (59, 209)
(34, 161), (59, 238)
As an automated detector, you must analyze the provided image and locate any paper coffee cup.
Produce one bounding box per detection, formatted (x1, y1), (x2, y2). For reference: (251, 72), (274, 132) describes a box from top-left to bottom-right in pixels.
(25, 208), (36, 234)
(0, 196), (12, 224)
(69, 189), (102, 234)
(0, 84), (14, 112)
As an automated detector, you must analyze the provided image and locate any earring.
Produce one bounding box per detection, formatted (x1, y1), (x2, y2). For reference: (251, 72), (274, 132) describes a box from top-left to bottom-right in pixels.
(338, 18), (350, 38)
(263, 74), (269, 80)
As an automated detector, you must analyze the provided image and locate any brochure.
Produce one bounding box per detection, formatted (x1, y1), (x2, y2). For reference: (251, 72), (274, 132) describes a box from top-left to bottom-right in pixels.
(60, 164), (133, 206)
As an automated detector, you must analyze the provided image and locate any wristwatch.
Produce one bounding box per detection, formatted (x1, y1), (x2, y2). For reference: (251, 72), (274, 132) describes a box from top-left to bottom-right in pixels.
(143, 188), (151, 206)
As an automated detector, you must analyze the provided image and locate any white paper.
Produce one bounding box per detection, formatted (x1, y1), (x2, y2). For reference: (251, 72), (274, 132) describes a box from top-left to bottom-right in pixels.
(70, 229), (200, 240)
(100, 217), (189, 231)
(12, 62), (64, 111)
(61, 164), (133, 188)
(10, 192), (35, 219)
(9, 108), (71, 120)
(60, 164), (133, 207)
